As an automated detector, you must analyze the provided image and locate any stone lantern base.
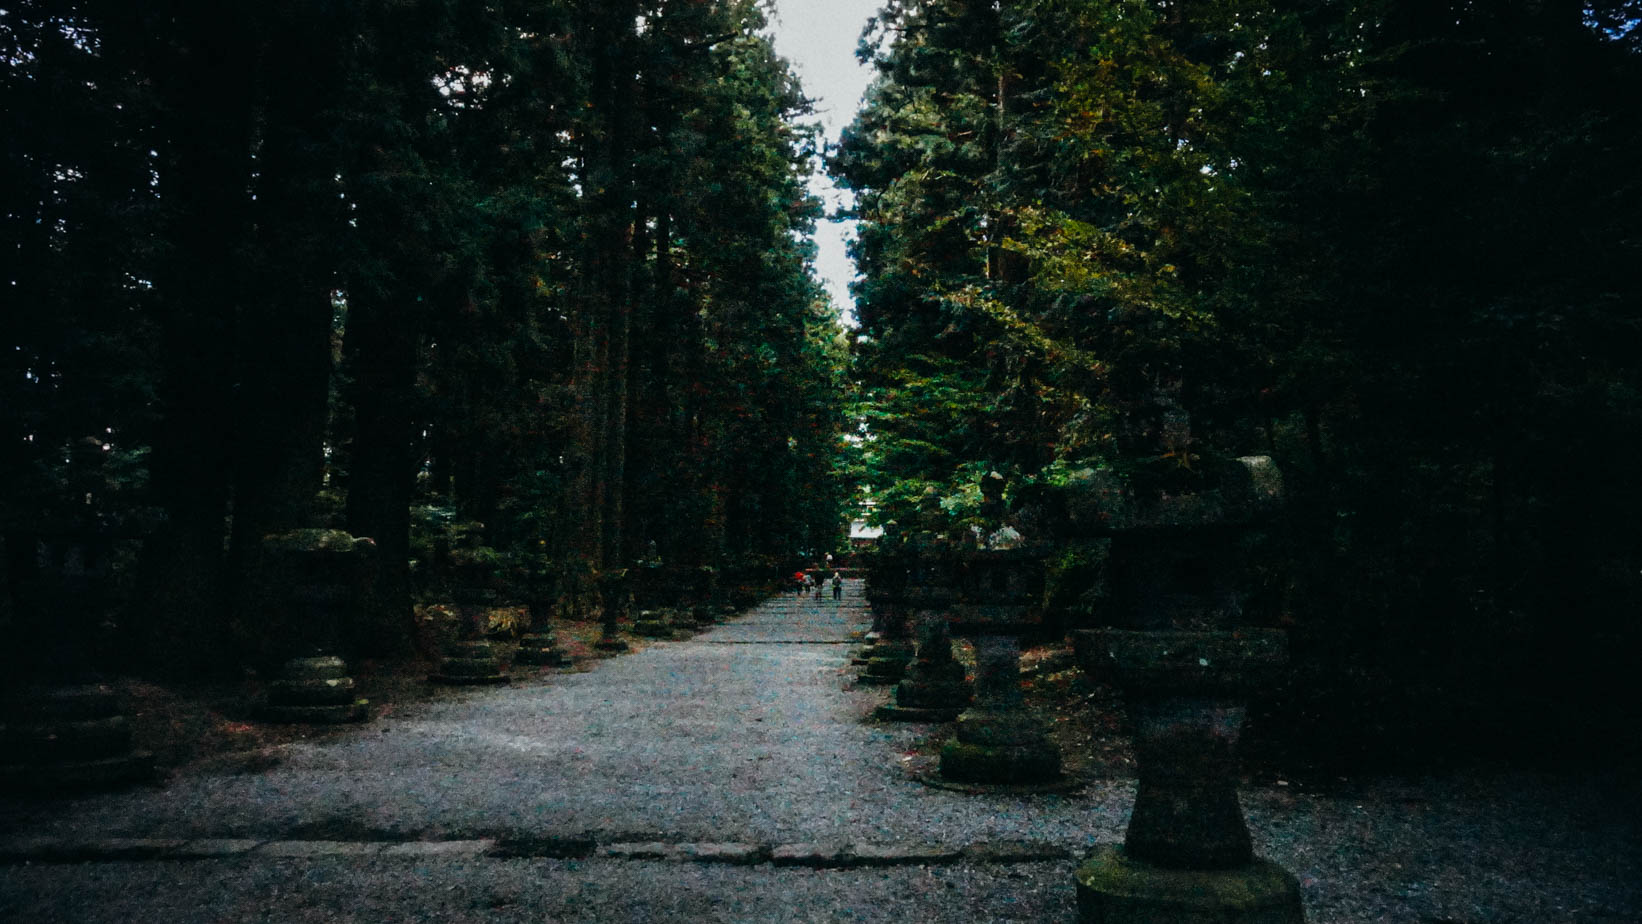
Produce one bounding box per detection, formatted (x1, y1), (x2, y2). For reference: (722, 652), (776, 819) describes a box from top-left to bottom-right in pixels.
(876, 619), (970, 723)
(931, 634), (1063, 788)
(0, 684), (154, 790)
(856, 640), (914, 685)
(514, 631), (569, 667)
(429, 640), (509, 685)
(875, 665), (969, 722)
(936, 709), (1062, 784)
(1076, 846), (1304, 924)
(632, 610), (674, 638)
(261, 656), (369, 723)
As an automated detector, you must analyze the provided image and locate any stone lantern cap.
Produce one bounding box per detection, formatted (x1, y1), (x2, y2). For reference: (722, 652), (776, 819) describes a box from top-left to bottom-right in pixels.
(950, 545), (1049, 631)
(258, 530), (375, 605)
(261, 529), (377, 556)
(1076, 628), (1288, 696)
(1063, 455), (1284, 535)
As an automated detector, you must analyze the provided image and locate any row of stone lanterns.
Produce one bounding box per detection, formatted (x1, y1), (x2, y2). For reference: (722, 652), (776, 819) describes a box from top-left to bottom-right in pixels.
(2, 529), (728, 792)
(859, 527), (1066, 791)
(856, 447), (1305, 922)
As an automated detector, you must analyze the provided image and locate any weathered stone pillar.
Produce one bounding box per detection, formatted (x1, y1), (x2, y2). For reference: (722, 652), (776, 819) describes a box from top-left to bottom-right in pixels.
(1075, 630), (1301, 923)
(853, 543), (911, 682)
(431, 548), (509, 685)
(937, 633), (1061, 785)
(935, 547), (1064, 788)
(1065, 455), (1304, 923)
(876, 610), (970, 722)
(515, 568), (569, 667)
(254, 529), (376, 718)
(593, 567), (632, 652)
(514, 610), (568, 667)
(851, 563), (896, 665)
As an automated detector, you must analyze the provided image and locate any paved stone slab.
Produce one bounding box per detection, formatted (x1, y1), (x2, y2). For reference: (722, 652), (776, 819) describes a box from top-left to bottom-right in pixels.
(170, 839), (264, 859)
(487, 834), (596, 859)
(255, 840), (386, 858)
(672, 842), (768, 865)
(846, 843), (963, 866)
(962, 840), (1073, 863)
(380, 839), (495, 858)
(598, 842), (674, 860)
(770, 843), (850, 867)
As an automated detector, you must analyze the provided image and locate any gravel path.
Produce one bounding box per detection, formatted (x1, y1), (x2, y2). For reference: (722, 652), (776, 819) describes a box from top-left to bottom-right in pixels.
(3, 582), (1638, 922)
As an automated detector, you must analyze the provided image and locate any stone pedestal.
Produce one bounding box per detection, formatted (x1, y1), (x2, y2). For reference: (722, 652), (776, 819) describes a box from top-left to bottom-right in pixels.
(632, 609), (675, 638)
(937, 634), (1062, 785)
(1073, 629), (1302, 923)
(594, 569), (631, 652)
(860, 559), (946, 686)
(262, 655), (369, 722)
(851, 594), (889, 666)
(1076, 846), (1304, 924)
(0, 683), (154, 790)
(876, 614), (970, 722)
(513, 630), (568, 666)
(515, 588), (570, 667)
(430, 640), (509, 685)
(856, 606), (914, 685)
(254, 529), (375, 664)
(930, 545), (1064, 788)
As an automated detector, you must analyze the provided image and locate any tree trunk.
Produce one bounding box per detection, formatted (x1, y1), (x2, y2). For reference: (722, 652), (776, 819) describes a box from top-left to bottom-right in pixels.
(138, 4), (257, 675)
(343, 289), (418, 656)
(229, 11), (342, 593)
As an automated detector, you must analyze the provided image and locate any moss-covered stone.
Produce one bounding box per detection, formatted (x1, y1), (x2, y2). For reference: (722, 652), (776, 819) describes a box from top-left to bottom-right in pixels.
(513, 633), (568, 666)
(1075, 846), (1305, 923)
(267, 676), (357, 706)
(429, 640), (508, 685)
(261, 655), (372, 723)
(937, 738), (1062, 785)
(0, 685), (154, 790)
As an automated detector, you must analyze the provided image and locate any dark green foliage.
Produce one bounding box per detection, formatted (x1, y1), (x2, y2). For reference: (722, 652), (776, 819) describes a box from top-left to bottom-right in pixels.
(2, 1), (850, 676)
(836, 0), (1642, 762)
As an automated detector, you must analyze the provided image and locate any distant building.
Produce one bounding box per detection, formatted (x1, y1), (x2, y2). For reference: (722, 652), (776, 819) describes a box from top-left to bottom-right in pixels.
(848, 520), (882, 550)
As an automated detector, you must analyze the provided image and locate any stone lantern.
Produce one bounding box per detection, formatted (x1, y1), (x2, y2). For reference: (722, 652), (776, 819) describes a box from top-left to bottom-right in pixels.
(875, 540), (970, 722)
(690, 565), (722, 626)
(254, 529), (376, 719)
(514, 567), (569, 668)
(593, 567), (633, 652)
(852, 548), (901, 665)
(933, 543), (1064, 788)
(856, 545), (916, 685)
(1064, 454), (1305, 923)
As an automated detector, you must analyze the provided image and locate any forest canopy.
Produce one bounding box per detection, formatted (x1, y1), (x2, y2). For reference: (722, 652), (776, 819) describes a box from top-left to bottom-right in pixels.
(2, 0), (850, 672)
(833, 0), (1642, 758)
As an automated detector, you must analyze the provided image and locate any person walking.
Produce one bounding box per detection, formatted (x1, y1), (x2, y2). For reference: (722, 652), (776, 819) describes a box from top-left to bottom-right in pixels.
(831, 571), (843, 601)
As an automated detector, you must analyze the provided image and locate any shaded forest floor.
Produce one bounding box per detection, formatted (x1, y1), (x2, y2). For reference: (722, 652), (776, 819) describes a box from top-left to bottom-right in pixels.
(94, 612), (1639, 797)
(114, 606), (666, 780)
